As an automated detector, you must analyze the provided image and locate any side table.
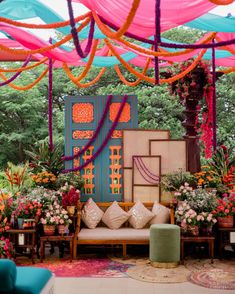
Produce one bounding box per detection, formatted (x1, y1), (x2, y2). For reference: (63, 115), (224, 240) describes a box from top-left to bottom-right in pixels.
(218, 227), (235, 258)
(40, 234), (74, 262)
(181, 235), (215, 264)
(6, 229), (36, 264)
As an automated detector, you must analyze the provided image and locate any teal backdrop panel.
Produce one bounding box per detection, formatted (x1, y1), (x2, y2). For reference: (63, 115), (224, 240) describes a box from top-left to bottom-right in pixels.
(64, 95), (138, 202)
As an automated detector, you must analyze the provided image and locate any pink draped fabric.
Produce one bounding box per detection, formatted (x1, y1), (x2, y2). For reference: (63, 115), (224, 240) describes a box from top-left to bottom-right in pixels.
(74, 0), (216, 37)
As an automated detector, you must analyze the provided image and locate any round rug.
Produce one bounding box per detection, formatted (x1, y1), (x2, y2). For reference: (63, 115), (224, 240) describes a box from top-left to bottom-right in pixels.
(189, 269), (235, 290)
(126, 264), (190, 283)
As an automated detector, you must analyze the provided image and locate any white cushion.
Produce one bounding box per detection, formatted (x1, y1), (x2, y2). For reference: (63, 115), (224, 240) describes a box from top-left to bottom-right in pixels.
(78, 227), (149, 241)
(128, 201), (154, 229)
(81, 198), (104, 229)
(150, 202), (170, 224)
(102, 201), (129, 229)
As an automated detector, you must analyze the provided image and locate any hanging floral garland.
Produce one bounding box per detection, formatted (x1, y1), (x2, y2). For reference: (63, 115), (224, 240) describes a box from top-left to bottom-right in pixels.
(169, 59), (214, 158)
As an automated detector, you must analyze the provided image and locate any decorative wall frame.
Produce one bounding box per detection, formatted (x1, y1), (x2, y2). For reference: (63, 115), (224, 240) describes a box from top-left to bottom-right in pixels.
(149, 139), (187, 175)
(132, 155), (161, 202)
(123, 129), (170, 168)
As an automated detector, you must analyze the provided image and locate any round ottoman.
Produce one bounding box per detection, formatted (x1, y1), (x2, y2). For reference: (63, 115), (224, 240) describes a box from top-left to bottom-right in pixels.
(150, 224), (180, 268)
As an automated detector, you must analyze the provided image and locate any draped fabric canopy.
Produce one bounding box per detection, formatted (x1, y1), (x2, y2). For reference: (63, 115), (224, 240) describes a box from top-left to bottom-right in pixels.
(0, 0), (235, 73)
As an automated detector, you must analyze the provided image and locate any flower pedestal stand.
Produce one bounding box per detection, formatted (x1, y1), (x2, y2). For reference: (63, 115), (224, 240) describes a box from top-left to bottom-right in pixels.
(40, 234), (74, 262)
(180, 236), (215, 264)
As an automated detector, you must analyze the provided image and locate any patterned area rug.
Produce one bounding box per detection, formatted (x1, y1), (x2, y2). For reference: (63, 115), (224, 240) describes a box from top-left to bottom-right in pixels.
(17, 257), (132, 278)
(110, 256), (235, 285)
(189, 269), (235, 290)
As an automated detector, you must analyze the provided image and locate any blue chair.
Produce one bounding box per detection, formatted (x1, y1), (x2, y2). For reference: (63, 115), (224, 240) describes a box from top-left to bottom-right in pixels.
(0, 259), (54, 294)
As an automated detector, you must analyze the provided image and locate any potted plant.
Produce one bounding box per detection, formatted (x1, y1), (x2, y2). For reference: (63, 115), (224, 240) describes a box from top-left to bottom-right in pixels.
(12, 197), (42, 229)
(31, 171), (57, 190)
(40, 200), (72, 235)
(60, 184), (80, 216)
(175, 202), (200, 236)
(161, 170), (197, 194)
(0, 236), (14, 258)
(212, 193), (235, 228)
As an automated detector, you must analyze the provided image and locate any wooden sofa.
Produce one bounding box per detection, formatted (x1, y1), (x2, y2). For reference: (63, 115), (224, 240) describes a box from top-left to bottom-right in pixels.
(73, 201), (175, 259)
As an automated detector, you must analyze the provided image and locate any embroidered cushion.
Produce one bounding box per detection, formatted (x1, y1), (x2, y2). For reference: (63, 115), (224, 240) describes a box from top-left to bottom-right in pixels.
(150, 202), (170, 224)
(128, 201), (154, 229)
(102, 201), (129, 229)
(81, 198), (104, 229)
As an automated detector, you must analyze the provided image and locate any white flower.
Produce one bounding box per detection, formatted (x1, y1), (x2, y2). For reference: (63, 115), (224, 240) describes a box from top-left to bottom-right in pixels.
(174, 192), (181, 196)
(59, 219), (64, 224)
(50, 217), (55, 223)
(46, 212), (50, 218)
(184, 182), (189, 187)
(64, 215), (68, 219)
(56, 209), (60, 214)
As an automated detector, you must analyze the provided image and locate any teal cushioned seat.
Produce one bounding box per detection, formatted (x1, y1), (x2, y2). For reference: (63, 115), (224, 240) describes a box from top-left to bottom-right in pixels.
(0, 259), (17, 293)
(15, 267), (52, 294)
(150, 224), (180, 266)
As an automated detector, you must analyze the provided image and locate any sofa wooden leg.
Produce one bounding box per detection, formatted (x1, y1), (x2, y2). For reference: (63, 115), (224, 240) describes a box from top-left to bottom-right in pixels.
(123, 244), (127, 259)
(73, 241), (77, 259)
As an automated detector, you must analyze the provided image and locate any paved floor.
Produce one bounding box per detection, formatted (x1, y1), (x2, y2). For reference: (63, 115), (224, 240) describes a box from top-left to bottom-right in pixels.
(54, 277), (235, 294)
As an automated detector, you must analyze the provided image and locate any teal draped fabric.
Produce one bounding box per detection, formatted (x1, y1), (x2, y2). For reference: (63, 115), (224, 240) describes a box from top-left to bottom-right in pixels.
(185, 13), (235, 33)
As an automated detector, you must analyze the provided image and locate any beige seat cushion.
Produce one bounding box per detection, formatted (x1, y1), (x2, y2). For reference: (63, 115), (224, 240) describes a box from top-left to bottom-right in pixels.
(150, 202), (170, 224)
(102, 201), (129, 229)
(78, 227), (150, 241)
(128, 200), (154, 229)
(81, 198), (104, 229)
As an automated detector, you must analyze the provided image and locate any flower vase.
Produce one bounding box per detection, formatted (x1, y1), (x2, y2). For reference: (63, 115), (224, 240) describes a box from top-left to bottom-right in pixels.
(43, 225), (55, 236)
(17, 218), (24, 229)
(67, 206), (75, 216)
(187, 225), (199, 236)
(58, 225), (68, 235)
(200, 225), (213, 236)
(217, 215), (234, 228)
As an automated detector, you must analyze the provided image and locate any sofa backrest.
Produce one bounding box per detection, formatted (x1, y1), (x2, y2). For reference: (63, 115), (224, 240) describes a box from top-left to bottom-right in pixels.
(76, 201), (175, 230)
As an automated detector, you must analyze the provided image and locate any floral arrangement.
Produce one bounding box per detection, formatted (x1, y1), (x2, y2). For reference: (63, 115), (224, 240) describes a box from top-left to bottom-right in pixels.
(169, 60), (212, 102)
(212, 193), (235, 217)
(12, 197), (42, 219)
(209, 146), (235, 186)
(184, 188), (217, 213)
(56, 172), (84, 190)
(0, 216), (10, 234)
(197, 212), (217, 227)
(31, 171), (57, 189)
(175, 202), (199, 227)
(60, 184), (80, 207)
(161, 170), (197, 192)
(174, 182), (193, 201)
(0, 236), (14, 258)
(194, 165), (221, 188)
(40, 200), (72, 226)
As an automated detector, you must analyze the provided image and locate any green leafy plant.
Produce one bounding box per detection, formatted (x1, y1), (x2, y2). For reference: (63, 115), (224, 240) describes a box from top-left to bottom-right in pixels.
(25, 140), (63, 176)
(2, 162), (34, 195)
(56, 172), (84, 191)
(161, 169), (197, 192)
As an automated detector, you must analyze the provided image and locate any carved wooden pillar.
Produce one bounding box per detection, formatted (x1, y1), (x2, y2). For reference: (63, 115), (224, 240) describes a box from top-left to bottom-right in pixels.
(182, 96), (201, 173)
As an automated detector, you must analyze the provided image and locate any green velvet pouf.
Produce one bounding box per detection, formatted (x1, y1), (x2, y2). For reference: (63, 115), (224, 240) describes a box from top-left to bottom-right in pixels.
(150, 224), (180, 268)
